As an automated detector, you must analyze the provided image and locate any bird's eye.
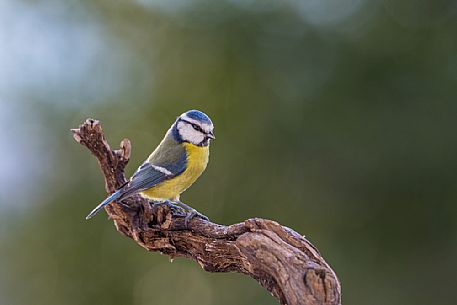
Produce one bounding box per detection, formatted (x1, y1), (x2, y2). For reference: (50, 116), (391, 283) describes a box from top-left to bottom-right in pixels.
(191, 124), (201, 131)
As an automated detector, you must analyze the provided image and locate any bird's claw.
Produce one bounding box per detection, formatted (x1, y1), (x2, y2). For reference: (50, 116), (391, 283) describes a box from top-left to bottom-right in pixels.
(157, 200), (184, 212)
(184, 209), (209, 227)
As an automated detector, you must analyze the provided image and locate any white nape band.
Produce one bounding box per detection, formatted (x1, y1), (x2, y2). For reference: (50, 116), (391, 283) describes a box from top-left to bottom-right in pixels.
(152, 165), (173, 176)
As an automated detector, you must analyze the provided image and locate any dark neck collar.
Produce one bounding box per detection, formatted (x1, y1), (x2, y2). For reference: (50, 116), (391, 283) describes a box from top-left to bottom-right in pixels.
(171, 121), (183, 142)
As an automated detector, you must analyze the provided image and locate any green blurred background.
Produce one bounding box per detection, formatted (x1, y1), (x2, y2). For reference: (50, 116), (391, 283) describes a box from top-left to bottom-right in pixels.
(1, 1), (456, 304)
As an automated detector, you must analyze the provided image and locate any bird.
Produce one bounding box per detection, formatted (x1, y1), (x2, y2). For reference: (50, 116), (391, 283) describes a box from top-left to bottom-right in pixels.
(85, 109), (215, 224)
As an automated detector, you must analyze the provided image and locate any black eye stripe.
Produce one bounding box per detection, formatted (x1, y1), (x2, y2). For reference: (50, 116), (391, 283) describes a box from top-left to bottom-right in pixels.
(180, 119), (207, 134)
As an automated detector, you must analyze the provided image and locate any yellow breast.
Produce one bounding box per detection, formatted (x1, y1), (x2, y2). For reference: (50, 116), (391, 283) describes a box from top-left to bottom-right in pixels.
(140, 143), (209, 200)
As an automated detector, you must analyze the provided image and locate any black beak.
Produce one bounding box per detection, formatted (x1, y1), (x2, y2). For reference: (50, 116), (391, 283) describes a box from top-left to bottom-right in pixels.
(207, 131), (216, 139)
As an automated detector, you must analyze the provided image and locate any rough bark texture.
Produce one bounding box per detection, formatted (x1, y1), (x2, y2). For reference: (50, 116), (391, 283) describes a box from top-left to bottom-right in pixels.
(72, 118), (342, 305)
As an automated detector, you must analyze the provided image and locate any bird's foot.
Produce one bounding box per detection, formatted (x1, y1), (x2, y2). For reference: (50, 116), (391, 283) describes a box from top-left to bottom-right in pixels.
(171, 200), (209, 227)
(151, 200), (208, 227)
(151, 200), (186, 215)
(184, 208), (209, 227)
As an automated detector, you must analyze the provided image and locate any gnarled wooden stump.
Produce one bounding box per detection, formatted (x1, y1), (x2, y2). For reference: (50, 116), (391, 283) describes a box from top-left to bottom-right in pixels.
(72, 118), (341, 305)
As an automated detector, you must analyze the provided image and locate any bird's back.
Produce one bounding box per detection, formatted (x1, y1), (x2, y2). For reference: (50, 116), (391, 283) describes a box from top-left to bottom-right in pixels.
(147, 131), (185, 168)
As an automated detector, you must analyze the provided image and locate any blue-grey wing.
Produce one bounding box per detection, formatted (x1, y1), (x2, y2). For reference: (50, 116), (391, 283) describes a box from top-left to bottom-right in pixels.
(118, 151), (187, 199)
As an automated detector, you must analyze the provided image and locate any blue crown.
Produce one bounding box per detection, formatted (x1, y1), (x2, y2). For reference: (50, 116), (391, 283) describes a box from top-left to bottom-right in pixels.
(185, 110), (212, 124)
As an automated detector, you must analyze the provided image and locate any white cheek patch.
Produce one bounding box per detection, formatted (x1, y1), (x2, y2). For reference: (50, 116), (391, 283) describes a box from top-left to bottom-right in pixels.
(178, 121), (206, 145)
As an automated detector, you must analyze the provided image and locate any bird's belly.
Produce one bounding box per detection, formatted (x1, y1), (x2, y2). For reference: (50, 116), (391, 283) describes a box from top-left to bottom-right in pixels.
(141, 143), (209, 200)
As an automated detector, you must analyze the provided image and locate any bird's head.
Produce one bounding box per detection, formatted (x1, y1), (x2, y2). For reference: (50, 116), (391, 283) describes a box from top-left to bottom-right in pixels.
(172, 110), (215, 146)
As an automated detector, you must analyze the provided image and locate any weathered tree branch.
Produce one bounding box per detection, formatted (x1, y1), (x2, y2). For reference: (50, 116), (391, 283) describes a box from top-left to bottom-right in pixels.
(72, 118), (341, 305)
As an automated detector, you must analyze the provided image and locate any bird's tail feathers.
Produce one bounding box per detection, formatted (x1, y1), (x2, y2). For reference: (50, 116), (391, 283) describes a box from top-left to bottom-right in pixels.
(85, 190), (123, 220)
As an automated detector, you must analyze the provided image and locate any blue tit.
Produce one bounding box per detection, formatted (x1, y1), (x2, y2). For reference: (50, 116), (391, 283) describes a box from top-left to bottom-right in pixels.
(86, 110), (215, 222)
